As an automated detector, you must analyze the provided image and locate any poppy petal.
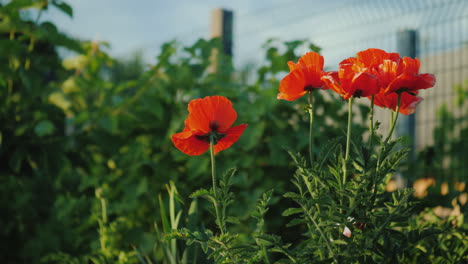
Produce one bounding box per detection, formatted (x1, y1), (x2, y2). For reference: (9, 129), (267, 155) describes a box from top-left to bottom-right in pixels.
(416, 73), (436, 90)
(378, 59), (400, 87)
(356, 48), (398, 67)
(374, 90), (423, 115)
(298, 52), (324, 73)
(186, 95), (237, 133)
(172, 131), (209, 156)
(385, 72), (435, 94)
(277, 69), (307, 101)
(339, 57), (357, 66)
(402, 57), (421, 75)
(322, 71), (346, 96)
(214, 124), (248, 154)
(288, 61), (300, 71)
(351, 71), (380, 97)
(400, 94), (423, 115)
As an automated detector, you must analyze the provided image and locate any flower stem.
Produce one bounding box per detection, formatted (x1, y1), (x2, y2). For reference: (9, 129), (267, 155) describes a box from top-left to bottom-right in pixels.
(262, 245), (271, 264)
(308, 92), (315, 167)
(209, 138), (224, 235)
(99, 196), (108, 254)
(368, 95), (375, 150)
(302, 204), (337, 262)
(343, 97), (353, 186)
(384, 93), (402, 145)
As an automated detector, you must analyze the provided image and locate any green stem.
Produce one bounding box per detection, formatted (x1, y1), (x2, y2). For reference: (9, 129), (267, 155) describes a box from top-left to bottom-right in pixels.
(262, 245), (271, 264)
(374, 93), (403, 206)
(390, 110), (395, 126)
(212, 239), (240, 264)
(302, 205), (337, 262)
(210, 138), (224, 235)
(384, 93), (402, 145)
(308, 92), (314, 167)
(99, 197), (108, 253)
(343, 97), (353, 186)
(368, 95), (375, 150)
(100, 198), (107, 224)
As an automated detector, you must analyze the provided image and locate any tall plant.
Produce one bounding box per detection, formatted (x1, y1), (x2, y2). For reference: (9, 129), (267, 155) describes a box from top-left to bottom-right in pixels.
(165, 49), (464, 264)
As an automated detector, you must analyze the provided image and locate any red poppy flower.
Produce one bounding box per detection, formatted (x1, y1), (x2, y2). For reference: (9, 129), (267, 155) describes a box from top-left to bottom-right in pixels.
(384, 57), (435, 94)
(277, 52), (327, 101)
(322, 63), (380, 99)
(374, 90), (423, 115)
(172, 96), (247, 156)
(347, 49), (403, 89)
(341, 48), (401, 74)
(322, 49), (402, 99)
(349, 49), (435, 95)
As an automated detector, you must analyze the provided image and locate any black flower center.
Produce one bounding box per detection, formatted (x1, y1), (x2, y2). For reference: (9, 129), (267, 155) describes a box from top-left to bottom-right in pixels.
(195, 121), (226, 144)
(304, 85), (317, 92)
(395, 87), (409, 95)
(353, 89), (363, 98)
(209, 120), (220, 131)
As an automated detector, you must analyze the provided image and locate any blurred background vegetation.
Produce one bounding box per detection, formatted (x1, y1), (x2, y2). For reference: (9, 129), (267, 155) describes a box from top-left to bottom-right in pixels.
(0, 1), (466, 263)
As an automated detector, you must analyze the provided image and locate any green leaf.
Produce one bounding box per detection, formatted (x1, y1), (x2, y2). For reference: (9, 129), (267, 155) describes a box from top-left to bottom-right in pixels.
(283, 192), (300, 199)
(52, 0), (73, 17)
(5, 0), (44, 10)
(190, 188), (216, 204)
(333, 239), (348, 245)
(34, 120), (55, 137)
(282, 208), (302, 217)
(225, 216), (240, 224)
(190, 188), (211, 199)
(286, 218), (306, 227)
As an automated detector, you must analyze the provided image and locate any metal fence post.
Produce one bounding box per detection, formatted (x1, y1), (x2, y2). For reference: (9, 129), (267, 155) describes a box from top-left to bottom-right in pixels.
(209, 8), (233, 73)
(210, 8), (233, 56)
(396, 29), (418, 160)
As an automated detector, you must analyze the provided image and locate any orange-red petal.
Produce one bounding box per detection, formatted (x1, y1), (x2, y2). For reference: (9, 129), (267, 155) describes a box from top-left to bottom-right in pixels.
(298, 52), (324, 72)
(356, 48), (400, 68)
(277, 69), (307, 101)
(279, 52), (326, 101)
(322, 71), (345, 96)
(172, 131), (209, 156)
(288, 61), (299, 71)
(400, 94), (423, 115)
(378, 59), (401, 87)
(350, 71), (380, 98)
(385, 73), (435, 94)
(323, 64), (379, 99)
(374, 90), (423, 115)
(186, 95), (237, 133)
(401, 57), (421, 75)
(214, 124), (248, 154)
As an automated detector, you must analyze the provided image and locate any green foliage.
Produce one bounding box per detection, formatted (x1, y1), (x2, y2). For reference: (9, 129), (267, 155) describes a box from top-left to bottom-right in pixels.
(1, 2), (466, 264)
(412, 80), (468, 205)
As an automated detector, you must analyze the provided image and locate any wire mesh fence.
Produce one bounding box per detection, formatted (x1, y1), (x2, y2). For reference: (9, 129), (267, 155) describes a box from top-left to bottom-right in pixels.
(233, 0), (468, 182)
(180, 0), (468, 182)
(300, 0), (468, 182)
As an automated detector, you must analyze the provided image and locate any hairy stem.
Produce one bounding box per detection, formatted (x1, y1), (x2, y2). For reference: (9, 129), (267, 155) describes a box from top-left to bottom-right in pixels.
(374, 93), (403, 206)
(302, 205), (337, 262)
(368, 95), (375, 150)
(384, 93), (402, 144)
(308, 92), (315, 167)
(343, 97), (354, 186)
(99, 196), (108, 254)
(262, 245), (271, 264)
(210, 138), (224, 235)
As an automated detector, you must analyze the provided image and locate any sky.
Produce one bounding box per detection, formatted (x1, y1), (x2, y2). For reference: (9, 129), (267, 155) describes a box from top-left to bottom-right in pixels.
(43, 0), (467, 68)
(44, 0), (303, 64)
